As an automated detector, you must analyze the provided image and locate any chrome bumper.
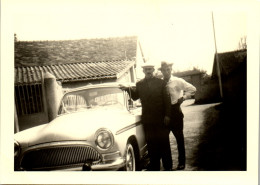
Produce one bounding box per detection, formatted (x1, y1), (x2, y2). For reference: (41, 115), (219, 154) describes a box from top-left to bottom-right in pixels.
(91, 158), (125, 171)
(56, 158), (125, 171)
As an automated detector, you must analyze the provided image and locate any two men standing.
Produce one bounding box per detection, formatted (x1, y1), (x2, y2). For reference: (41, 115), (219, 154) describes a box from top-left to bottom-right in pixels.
(120, 63), (172, 171)
(120, 61), (196, 171)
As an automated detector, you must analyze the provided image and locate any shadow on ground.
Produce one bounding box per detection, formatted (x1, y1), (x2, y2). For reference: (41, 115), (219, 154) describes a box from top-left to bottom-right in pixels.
(192, 100), (246, 171)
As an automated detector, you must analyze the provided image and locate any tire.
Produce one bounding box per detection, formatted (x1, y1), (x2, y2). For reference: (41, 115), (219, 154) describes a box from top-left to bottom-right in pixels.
(125, 143), (137, 171)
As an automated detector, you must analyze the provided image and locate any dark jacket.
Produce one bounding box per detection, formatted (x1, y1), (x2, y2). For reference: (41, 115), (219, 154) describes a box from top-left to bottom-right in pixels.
(129, 77), (171, 125)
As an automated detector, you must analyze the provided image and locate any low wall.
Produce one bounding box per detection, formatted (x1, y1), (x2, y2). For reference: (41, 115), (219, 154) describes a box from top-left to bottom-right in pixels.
(195, 80), (221, 104)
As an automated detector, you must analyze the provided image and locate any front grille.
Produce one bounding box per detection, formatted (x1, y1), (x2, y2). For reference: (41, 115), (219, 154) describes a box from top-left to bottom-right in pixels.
(20, 145), (101, 170)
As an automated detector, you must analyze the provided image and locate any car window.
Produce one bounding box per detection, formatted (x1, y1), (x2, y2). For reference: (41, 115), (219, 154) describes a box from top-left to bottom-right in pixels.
(58, 87), (125, 115)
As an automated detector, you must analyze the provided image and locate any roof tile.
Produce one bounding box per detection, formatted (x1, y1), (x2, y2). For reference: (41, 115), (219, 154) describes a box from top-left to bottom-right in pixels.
(14, 36), (138, 85)
(15, 36), (137, 67)
(212, 49), (246, 77)
(15, 60), (135, 85)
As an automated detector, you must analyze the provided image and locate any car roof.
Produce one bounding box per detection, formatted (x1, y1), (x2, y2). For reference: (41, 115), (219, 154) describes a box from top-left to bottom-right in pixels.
(62, 82), (136, 94)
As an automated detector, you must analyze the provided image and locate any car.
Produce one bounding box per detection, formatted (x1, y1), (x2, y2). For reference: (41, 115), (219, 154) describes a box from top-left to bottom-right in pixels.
(14, 82), (148, 171)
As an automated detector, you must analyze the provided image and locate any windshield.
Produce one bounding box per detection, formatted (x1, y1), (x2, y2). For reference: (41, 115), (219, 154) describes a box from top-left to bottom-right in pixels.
(58, 87), (125, 115)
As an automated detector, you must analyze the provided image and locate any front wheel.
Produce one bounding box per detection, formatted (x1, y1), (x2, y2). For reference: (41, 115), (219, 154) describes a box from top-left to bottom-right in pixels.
(125, 143), (136, 171)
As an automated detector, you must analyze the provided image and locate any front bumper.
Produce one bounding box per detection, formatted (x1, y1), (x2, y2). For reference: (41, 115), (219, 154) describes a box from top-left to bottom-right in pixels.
(91, 151), (126, 171)
(87, 157), (125, 171)
(51, 157), (125, 171)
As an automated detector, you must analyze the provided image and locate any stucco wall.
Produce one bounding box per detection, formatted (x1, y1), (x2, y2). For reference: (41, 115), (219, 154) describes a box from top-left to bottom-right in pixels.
(18, 112), (49, 131)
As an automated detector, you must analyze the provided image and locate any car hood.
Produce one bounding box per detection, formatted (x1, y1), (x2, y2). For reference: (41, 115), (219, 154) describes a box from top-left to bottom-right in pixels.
(15, 108), (141, 148)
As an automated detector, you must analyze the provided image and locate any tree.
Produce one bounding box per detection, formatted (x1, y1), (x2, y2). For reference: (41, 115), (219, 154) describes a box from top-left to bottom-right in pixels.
(14, 33), (18, 42)
(238, 36), (247, 50)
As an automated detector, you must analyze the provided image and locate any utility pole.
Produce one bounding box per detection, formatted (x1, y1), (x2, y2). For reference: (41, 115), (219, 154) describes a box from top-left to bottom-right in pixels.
(138, 40), (146, 63)
(212, 12), (223, 98)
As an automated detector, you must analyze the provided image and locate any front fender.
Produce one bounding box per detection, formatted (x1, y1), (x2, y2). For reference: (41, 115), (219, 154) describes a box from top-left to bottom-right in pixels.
(114, 121), (146, 159)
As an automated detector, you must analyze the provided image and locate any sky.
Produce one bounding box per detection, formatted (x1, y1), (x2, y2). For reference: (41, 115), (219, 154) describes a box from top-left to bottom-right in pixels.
(9, 0), (247, 74)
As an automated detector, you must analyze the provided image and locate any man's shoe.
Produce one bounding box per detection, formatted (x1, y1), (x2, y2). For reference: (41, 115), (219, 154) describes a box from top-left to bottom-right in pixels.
(176, 164), (185, 170)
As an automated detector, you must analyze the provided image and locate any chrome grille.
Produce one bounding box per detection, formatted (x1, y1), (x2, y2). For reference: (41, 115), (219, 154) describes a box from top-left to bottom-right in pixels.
(21, 145), (101, 170)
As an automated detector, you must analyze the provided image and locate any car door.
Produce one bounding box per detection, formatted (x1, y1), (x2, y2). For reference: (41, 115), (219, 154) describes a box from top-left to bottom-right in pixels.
(124, 90), (147, 157)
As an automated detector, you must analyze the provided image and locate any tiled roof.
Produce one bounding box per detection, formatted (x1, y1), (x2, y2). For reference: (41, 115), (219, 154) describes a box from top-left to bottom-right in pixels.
(15, 36), (138, 67)
(14, 36), (138, 85)
(15, 60), (135, 85)
(212, 49), (247, 78)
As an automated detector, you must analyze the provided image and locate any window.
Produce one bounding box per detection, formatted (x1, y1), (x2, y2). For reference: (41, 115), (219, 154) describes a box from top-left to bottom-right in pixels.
(58, 87), (125, 115)
(15, 84), (44, 115)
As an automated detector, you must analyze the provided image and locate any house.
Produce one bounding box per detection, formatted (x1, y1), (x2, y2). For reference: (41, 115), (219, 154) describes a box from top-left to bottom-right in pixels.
(196, 49), (247, 104)
(211, 49), (247, 102)
(211, 50), (247, 168)
(15, 36), (145, 131)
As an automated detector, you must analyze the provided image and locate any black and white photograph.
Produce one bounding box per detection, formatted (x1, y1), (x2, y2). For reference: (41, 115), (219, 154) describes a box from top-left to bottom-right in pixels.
(1, 0), (259, 184)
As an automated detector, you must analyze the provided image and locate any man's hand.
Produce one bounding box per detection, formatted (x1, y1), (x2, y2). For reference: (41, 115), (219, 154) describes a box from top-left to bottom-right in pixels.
(164, 116), (170, 126)
(177, 97), (184, 105)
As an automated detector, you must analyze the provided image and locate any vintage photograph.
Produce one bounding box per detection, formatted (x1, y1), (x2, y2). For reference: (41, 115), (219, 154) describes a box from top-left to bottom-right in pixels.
(1, 0), (259, 184)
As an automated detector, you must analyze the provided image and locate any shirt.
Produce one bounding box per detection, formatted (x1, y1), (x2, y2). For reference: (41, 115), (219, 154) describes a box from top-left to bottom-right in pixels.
(166, 76), (196, 105)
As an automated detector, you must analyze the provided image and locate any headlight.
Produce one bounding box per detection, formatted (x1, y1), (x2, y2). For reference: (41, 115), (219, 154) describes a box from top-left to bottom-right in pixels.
(95, 129), (114, 150)
(14, 140), (20, 158)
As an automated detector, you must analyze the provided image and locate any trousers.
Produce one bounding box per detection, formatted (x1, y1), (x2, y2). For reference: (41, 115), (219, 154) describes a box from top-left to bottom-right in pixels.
(144, 122), (172, 171)
(169, 103), (186, 166)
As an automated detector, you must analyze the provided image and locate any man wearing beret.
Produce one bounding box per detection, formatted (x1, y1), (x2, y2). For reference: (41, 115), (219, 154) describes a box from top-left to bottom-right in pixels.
(120, 63), (173, 171)
(159, 61), (196, 170)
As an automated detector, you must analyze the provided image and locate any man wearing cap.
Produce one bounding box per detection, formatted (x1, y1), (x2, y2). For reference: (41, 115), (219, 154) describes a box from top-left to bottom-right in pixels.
(119, 63), (173, 171)
(159, 61), (196, 170)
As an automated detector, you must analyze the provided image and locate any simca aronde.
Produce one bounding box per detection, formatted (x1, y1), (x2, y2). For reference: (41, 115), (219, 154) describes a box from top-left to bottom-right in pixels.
(14, 83), (148, 171)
